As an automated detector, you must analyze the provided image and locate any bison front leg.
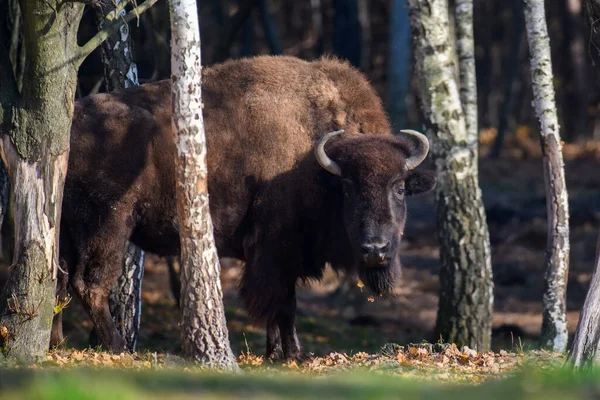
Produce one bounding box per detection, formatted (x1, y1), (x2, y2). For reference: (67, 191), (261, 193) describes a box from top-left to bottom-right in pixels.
(68, 216), (132, 353)
(266, 320), (283, 360)
(265, 282), (301, 361)
(276, 284), (301, 361)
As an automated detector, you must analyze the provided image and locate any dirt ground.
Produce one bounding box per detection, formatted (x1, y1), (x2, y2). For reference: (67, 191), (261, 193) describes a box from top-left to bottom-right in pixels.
(2, 146), (600, 357)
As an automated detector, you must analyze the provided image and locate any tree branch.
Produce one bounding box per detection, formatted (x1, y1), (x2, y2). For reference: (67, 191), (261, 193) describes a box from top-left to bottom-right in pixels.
(75, 0), (158, 67)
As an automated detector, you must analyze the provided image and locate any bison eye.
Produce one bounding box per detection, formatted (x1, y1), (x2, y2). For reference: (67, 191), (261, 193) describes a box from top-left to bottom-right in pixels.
(395, 187), (405, 198)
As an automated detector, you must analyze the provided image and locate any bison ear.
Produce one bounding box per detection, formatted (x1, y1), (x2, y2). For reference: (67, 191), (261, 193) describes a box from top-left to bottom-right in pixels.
(405, 170), (436, 195)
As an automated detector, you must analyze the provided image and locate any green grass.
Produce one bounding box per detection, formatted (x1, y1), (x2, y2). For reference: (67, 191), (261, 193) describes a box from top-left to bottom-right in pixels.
(1, 365), (600, 400)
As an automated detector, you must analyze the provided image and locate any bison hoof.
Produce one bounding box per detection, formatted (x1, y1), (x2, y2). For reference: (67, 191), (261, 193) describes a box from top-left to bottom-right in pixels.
(108, 339), (130, 354)
(267, 350), (311, 364)
(267, 349), (285, 362)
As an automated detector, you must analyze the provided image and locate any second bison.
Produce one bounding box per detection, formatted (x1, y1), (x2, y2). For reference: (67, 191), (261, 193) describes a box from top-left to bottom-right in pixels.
(55, 55), (436, 360)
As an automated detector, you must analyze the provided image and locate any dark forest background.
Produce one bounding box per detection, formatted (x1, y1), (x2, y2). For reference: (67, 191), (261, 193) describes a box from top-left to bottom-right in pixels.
(4, 0), (599, 355)
(76, 0), (600, 158)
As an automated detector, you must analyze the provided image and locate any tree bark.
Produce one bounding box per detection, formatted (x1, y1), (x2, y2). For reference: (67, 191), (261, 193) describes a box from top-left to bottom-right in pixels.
(568, 234), (600, 368)
(0, 0), (156, 362)
(95, 0), (141, 90)
(523, 0), (570, 353)
(94, 0), (145, 352)
(454, 0), (477, 141)
(0, 0), (84, 362)
(408, 0), (494, 351)
(169, 0), (238, 371)
(108, 243), (144, 350)
(583, 0), (600, 64)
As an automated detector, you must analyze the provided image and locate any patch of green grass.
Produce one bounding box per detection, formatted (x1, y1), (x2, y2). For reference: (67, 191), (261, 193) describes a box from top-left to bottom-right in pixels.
(1, 364), (600, 400)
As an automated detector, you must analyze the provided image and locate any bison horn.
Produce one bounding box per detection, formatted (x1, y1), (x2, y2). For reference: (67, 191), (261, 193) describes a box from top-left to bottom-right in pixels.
(315, 129), (344, 176)
(400, 129), (430, 170)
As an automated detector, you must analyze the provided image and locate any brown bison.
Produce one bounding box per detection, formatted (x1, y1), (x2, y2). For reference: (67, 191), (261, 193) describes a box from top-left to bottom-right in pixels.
(53, 55), (436, 360)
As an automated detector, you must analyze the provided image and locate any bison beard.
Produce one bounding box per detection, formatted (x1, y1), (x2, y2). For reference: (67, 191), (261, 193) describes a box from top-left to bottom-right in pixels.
(359, 266), (400, 297)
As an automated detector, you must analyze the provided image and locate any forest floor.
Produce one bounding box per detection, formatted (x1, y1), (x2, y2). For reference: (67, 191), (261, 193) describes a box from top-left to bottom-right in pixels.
(1, 139), (600, 397)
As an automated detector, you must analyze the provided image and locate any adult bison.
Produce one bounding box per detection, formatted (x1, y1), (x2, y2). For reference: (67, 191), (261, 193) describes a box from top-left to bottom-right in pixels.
(53, 55), (436, 360)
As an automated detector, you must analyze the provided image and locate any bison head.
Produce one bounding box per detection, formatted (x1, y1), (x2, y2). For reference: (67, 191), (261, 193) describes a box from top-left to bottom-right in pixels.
(315, 129), (436, 296)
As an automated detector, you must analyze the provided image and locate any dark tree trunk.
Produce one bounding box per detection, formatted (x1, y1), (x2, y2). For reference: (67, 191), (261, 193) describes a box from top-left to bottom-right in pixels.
(0, 161), (9, 263)
(333, 0), (362, 68)
(583, 0), (600, 64)
(311, 0), (324, 56)
(387, 0), (412, 130)
(568, 0), (600, 367)
(561, 0), (588, 142)
(258, 0), (283, 56)
(408, 0), (494, 351)
(490, 0), (524, 158)
(94, 0), (145, 352)
(214, 0), (259, 63)
(524, 0), (570, 353)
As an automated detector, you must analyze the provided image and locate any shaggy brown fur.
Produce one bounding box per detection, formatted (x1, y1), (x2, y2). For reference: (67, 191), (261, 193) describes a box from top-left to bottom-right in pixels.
(53, 55), (436, 360)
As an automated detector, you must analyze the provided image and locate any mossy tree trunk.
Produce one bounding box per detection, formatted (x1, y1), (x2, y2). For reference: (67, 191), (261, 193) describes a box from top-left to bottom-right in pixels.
(523, 0), (570, 353)
(408, 0), (494, 351)
(0, 0), (157, 362)
(94, 0), (145, 352)
(169, 0), (239, 371)
(0, 0), (84, 362)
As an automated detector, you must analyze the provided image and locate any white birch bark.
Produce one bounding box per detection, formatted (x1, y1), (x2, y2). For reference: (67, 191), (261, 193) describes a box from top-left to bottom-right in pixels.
(568, 234), (600, 368)
(169, 0), (238, 371)
(454, 0), (478, 144)
(524, 0), (570, 353)
(96, 0), (145, 352)
(408, 0), (493, 351)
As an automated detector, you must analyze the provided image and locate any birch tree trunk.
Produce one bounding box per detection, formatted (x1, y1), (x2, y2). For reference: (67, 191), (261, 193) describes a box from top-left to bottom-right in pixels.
(169, 0), (238, 371)
(95, 0), (145, 352)
(568, 234), (600, 368)
(408, 0), (493, 351)
(523, 0), (570, 353)
(454, 0), (477, 141)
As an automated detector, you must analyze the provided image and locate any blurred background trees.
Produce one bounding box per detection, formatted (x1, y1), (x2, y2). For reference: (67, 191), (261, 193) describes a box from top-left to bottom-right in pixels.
(2, 0), (600, 356)
(68, 0), (600, 152)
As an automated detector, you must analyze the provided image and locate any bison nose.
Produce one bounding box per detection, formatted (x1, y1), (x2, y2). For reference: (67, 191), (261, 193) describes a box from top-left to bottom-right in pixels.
(360, 241), (390, 264)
